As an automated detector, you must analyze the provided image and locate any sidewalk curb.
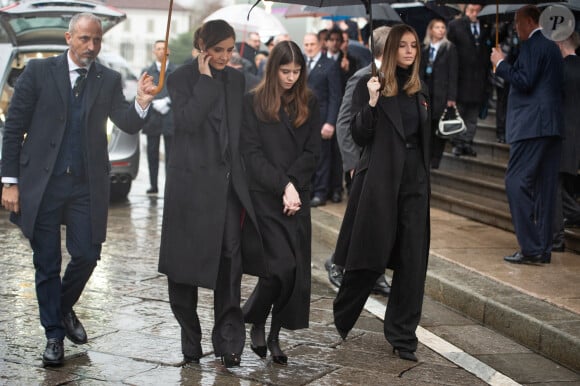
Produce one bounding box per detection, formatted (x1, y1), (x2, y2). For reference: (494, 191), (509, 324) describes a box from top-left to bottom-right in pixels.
(311, 209), (580, 372)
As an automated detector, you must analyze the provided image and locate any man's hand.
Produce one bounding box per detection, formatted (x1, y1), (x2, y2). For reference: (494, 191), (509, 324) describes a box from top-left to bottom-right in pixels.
(490, 47), (505, 68)
(136, 72), (156, 109)
(1, 185), (19, 213)
(367, 76), (381, 107)
(321, 123), (335, 140)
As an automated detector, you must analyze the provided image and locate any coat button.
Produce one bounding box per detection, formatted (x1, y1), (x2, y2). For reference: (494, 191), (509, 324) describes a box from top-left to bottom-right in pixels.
(226, 172), (230, 180)
(44, 167), (49, 172)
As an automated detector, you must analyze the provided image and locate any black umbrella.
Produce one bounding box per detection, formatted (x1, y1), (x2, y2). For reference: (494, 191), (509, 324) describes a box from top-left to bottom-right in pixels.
(250, 0), (394, 76)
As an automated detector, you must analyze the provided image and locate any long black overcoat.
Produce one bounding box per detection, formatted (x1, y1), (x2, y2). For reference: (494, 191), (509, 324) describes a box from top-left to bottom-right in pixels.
(334, 76), (431, 273)
(560, 55), (580, 175)
(158, 61), (265, 289)
(241, 93), (321, 329)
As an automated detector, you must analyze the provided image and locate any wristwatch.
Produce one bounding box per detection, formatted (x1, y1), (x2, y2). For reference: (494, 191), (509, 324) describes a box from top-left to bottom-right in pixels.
(3, 183), (15, 188)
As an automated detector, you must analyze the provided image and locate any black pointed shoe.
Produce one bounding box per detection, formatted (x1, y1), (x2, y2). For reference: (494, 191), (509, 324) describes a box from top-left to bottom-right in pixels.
(62, 310), (87, 344)
(221, 353), (241, 368)
(394, 348), (418, 362)
(250, 324), (267, 358)
(371, 275), (391, 296)
(42, 338), (64, 367)
(267, 338), (288, 365)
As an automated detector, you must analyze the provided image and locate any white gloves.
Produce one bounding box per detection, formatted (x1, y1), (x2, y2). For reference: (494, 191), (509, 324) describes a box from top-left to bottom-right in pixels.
(152, 96), (171, 115)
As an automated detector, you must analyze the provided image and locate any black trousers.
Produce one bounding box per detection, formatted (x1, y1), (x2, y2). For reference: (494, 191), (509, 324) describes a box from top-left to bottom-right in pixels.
(313, 135), (343, 199)
(167, 189), (245, 358)
(31, 174), (100, 340)
(334, 147), (429, 353)
(146, 134), (172, 189)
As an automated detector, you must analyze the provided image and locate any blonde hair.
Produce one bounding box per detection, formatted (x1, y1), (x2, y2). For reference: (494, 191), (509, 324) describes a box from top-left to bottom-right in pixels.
(380, 24), (422, 97)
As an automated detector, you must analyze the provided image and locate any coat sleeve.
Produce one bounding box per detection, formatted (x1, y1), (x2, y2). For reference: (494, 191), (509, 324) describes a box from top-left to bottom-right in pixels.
(324, 60), (342, 125)
(336, 69), (366, 171)
(166, 64), (223, 135)
(1, 60), (39, 178)
(350, 75), (377, 147)
(286, 97), (321, 189)
(495, 40), (538, 93)
(108, 70), (143, 135)
(241, 94), (292, 196)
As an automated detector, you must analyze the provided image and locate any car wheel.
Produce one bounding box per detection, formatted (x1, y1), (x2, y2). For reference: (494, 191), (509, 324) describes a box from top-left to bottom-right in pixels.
(110, 181), (131, 202)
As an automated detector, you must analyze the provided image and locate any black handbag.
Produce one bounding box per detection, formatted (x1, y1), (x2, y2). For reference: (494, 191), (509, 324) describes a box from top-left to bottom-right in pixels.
(436, 106), (466, 138)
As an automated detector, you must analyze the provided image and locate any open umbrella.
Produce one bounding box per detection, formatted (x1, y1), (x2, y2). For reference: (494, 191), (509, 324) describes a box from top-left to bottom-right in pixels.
(205, 4), (288, 38)
(301, 4), (401, 22)
(251, 0), (395, 77)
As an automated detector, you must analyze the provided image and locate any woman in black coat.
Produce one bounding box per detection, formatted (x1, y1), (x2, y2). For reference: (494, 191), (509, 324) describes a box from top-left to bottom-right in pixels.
(241, 41), (320, 365)
(333, 24), (431, 362)
(419, 18), (458, 169)
(158, 20), (265, 369)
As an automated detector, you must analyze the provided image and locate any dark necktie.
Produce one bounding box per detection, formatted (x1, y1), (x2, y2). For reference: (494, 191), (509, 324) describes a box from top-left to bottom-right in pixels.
(429, 46), (436, 62)
(73, 68), (88, 97)
(472, 23), (480, 45)
(307, 58), (313, 74)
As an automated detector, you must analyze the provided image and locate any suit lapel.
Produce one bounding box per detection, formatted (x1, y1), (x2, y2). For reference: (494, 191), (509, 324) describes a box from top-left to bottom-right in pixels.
(83, 62), (103, 112)
(378, 95), (405, 140)
(51, 53), (70, 110)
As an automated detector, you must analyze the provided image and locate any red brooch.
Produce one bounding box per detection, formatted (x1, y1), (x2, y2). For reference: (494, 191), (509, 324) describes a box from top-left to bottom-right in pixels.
(421, 100), (428, 110)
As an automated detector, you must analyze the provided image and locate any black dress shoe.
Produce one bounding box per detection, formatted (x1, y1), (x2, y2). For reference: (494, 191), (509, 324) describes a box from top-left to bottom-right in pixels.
(551, 243), (565, 252)
(42, 338), (64, 367)
(451, 145), (464, 157)
(541, 253), (551, 264)
(267, 337), (288, 365)
(330, 191), (342, 203)
(178, 355), (200, 367)
(310, 196), (326, 207)
(146, 187), (158, 194)
(372, 275), (391, 296)
(393, 348), (418, 362)
(336, 326), (348, 340)
(250, 324), (267, 358)
(563, 218), (580, 228)
(62, 310), (87, 344)
(503, 251), (543, 264)
(221, 353), (241, 368)
(463, 145), (477, 157)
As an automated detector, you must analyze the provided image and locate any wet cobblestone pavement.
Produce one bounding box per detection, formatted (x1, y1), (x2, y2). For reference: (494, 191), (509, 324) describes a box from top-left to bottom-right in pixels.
(1, 162), (578, 385)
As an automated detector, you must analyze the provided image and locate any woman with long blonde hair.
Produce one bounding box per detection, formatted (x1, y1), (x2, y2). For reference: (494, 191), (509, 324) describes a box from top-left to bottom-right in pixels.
(333, 24), (431, 362)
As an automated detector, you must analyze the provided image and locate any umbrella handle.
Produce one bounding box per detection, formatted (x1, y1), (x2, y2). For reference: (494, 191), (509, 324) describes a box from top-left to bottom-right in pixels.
(151, 0), (174, 95)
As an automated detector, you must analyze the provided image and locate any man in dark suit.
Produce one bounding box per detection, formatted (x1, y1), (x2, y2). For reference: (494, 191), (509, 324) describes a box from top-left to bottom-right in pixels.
(303, 32), (342, 207)
(491, 5), (563, 264)
(553, 32), (580, 249)
(448, 3), (492, 157)
(141, 40), (177, 194)
(1, 13), (155, 366)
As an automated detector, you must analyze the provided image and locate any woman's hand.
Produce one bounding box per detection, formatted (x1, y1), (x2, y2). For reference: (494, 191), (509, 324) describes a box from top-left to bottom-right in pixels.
(447, 100), (456, 107)
(367, 76), (381, 107)
(283, 182), (301, 216)
(198, 51), (212, 77)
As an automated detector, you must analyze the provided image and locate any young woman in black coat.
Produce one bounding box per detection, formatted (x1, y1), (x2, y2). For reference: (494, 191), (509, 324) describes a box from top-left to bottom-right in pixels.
(420, 18), (458, 169)
(241, 41), (320, 365)
(333, 24), (431, 362)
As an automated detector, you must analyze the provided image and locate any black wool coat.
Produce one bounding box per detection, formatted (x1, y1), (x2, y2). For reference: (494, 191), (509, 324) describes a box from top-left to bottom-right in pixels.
(419, 40), (458, 120)
(241, 92), (321, 329)
(334, 76), (431, 273)
(560, 55), (580, 175)
(158, 61), (265, 289)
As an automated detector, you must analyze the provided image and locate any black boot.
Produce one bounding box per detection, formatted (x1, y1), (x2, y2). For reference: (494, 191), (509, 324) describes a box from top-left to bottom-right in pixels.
(267, 323), (287, 365)
(250, 323), (267, 358)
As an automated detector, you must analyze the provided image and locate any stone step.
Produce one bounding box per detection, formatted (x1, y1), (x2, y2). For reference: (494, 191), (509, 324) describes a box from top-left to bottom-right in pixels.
(438, 151), (507, 179)
(431, 169), (507, 204)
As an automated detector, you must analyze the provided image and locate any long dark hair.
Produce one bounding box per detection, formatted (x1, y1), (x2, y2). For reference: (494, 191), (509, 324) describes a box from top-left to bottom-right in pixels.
(193, 19), (235, 51)
(254, 40), (310, 127)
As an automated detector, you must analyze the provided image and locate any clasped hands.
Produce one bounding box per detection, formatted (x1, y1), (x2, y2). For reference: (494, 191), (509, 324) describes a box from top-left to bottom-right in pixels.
(283, 182), (301, 216)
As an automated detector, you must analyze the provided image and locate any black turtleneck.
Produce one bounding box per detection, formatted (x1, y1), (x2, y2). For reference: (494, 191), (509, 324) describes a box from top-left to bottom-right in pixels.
(395, 66), (419, 144)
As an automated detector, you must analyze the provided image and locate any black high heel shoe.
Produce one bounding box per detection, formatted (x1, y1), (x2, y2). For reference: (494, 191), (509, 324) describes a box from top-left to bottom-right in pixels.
(267, 337), (288, 365)
(393, 348), (418, 362)
(250, 324), (267, 358)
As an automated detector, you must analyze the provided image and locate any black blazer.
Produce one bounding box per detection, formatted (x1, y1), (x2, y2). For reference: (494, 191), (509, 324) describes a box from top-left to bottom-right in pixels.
(1, 52), (145, 242)
(447, 16), (492, 104)
(306, 55), (342, 126)
(420, 40), (458, 120)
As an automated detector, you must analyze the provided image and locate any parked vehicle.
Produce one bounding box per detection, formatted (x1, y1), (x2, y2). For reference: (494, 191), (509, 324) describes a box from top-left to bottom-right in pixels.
(0, 0), (140, 201)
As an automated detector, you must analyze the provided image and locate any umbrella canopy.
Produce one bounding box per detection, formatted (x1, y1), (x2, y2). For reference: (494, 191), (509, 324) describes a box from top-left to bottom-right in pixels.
(204, 4), (288, 38)
(479, 0), (580, 17)
(302, 3), (401, 22)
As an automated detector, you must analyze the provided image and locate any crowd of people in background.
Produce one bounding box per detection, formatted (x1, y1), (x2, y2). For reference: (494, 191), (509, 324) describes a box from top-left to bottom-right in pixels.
(2, 2), (579, 371)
